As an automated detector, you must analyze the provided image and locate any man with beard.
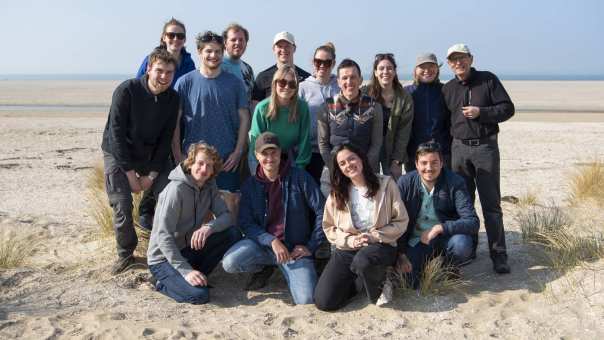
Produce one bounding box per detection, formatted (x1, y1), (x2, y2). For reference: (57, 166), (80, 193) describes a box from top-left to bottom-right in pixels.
(172, 31), (251, 192)
(101, 48), (179, 274)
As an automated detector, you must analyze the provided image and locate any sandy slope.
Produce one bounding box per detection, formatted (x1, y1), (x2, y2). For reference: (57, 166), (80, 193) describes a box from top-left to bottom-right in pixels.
(1, 81), (604, 339)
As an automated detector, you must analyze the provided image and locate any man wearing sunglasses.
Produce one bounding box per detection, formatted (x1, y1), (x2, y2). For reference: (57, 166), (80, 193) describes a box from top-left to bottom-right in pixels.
(394, 142), (478, 288)
(442, 43), (515, 274)
(172, 31), (251, 192)
(251, 31), (311, 105)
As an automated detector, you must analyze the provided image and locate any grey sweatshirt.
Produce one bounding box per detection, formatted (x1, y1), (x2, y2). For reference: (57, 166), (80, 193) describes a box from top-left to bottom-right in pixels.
(298, 74), (340, 153)
(147, 164), (233, 276)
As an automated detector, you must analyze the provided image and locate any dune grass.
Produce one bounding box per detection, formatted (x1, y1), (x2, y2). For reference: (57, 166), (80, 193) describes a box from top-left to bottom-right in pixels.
(517, 203), (604, 270)
(519, 189), (539, 207)
(390, 256), (469, 296)
(0, 231), (33, 269)
(568, 160), (604, 205)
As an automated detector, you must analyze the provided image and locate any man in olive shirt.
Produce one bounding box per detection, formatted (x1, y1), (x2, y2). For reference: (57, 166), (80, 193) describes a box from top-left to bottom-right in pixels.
(442, 43), (514, 274)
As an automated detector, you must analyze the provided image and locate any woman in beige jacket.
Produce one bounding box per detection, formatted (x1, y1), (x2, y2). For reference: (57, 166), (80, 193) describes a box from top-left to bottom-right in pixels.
(314, 144), (408, 311)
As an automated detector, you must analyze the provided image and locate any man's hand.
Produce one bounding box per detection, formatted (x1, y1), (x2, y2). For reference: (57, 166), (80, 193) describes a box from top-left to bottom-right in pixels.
(271, 238), (290, 264)
(395, 253), (412, 274)
(185, 270), (208, 286)
(390, 161), (403, 179)
(191, 225), (213, 250)
(125, 170), (142, 193)
(290, 245), (311, 260)
(139, 176), (154, 191)
(420, 224), (444, 245)
(223, 148), (243, 172)
(462, 106), (481, 120)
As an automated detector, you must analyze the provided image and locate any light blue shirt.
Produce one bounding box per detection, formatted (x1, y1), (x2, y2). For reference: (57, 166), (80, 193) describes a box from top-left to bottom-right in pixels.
(408, 183), (440, 247)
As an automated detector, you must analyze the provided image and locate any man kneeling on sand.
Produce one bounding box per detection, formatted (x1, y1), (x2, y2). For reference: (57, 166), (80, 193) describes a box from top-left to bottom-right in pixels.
(147, 143), (241, 304)
(395, 142), (479, 288)
(222, 132), (326, 305)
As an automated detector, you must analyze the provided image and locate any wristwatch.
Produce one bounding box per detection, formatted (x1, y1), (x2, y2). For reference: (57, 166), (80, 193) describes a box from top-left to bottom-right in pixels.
(148, 173), (158, 181)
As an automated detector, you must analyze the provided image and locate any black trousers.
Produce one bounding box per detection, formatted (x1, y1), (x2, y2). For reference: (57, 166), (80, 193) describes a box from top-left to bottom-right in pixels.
(314, 244), (397, 311)
(451, 136), (507, 258)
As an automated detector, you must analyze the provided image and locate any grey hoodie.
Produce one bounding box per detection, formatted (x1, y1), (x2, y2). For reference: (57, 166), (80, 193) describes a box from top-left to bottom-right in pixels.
(298, 74), (340, 153)
(147, 164), (232, 276)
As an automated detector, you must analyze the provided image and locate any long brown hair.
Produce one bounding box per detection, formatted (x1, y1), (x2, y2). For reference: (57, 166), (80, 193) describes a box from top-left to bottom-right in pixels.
(159, 18), (186, 47)
(368, 53), (404, 105)
(330, 144), (379, 211)
(267, 65), (299, 122)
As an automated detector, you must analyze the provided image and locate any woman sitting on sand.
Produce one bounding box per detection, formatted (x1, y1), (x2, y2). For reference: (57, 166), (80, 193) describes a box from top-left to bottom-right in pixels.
(314, 144), (408, 310)
(248, 65), (312, 171)
(147, 143), (241, 304)
(362, 53), (414, 179)
(136, 17), (196, 87)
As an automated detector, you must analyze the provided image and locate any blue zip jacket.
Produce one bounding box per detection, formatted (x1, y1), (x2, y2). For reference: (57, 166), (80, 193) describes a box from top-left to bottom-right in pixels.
(136, 47), (196, 88)
(396, 168), (479, 253)
(404, 82), (451, 156)
(238, 166), (326, 254)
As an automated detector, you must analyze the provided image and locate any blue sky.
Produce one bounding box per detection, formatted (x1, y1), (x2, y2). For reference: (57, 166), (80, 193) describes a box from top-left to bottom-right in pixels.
(1, 0), (602, 77)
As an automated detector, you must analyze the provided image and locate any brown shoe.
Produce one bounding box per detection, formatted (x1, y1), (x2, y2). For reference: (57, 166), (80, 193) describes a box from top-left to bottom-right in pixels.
(110, 255), (136, 275)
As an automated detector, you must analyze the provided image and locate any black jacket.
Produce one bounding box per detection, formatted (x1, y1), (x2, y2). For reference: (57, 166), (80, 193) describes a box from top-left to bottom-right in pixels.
(101, 76), (179, 173)
(251, 64), (310, 101)
(396, 169), (479, 253)
(442, 68), (514, 140)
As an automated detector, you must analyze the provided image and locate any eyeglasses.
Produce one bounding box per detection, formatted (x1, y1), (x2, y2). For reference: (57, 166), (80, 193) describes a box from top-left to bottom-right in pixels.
(313, 58), (333, 68)
(375, 53), (394, 61)
(448, 54), (469, 63)
(275, 79), (297, 89)
(200, 32), (224, 44)
(165, 32), (186, 40)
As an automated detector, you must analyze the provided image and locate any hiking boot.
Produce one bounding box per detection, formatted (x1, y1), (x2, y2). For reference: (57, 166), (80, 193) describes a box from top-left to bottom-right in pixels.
(492, 254), (511, 274)
(110, 255), (136, 275)
(245, 266), (275, 291)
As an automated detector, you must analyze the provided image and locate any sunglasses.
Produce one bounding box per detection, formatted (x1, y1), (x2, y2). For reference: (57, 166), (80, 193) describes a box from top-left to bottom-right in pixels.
(313, 58), (333, 68)
(275, 79), (297, 89)
(165, 32), (186, 40)
(200, 32), (224, 44)
(375, 53), (394, 60)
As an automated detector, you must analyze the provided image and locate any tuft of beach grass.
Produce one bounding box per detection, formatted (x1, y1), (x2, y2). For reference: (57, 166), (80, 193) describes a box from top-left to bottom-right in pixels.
(568, 160), (604, 205)
(0, 230), (33, 269)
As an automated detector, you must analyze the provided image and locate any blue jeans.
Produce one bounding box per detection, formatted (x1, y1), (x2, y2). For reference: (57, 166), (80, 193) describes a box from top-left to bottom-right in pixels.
(148, 227), (241, 304)
(222, 239), (317, 305)
(406, 234), (473, 289)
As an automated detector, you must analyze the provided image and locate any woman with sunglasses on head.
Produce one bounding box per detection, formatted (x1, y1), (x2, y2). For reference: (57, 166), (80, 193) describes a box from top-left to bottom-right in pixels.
(314, 144), (408, 311)
(298, 42), (340, 184)
(136, 18), (196, 87)
(248, 65), (311, 170)
(362, 53), (414, 180)
(403, 53), (452, 171)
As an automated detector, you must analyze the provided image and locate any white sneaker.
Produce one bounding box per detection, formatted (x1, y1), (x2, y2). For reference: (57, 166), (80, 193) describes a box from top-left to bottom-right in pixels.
(376, 278), (393, 306)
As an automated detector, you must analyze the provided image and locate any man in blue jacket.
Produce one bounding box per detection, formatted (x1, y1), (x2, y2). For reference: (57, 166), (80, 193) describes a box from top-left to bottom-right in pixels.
(222, 132), (326, 304)
(395, 142), (479, 288)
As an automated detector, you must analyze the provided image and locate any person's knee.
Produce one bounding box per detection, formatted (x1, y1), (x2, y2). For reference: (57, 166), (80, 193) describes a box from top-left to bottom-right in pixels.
(447, 235), (473, 262)
(350, 253), (371, 275)
(221, 251), (240, 273)
(314, 292), (338, 311)
(183, 288), (209, 305)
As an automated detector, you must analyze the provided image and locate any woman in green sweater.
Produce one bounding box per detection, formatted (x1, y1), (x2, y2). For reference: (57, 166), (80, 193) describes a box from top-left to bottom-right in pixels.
(249, 65), (311, 170)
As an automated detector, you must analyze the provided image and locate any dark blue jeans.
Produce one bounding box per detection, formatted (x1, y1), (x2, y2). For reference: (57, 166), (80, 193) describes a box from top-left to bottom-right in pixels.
(148, 227), (241, 304)
(405, 234), (472, 289)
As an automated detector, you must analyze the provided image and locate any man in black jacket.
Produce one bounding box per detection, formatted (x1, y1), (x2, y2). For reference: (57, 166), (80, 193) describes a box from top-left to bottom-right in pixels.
(396, 142), (479, 288)
(101, 48), (180, 275)
(442, 43), (514, 274)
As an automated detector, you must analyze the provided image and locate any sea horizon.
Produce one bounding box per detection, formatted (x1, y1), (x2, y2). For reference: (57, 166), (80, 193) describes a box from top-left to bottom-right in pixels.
(2, 73), (604, 81)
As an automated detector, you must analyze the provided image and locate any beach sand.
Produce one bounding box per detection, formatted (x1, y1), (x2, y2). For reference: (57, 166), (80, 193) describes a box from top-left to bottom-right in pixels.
(1, 80), (603, 339)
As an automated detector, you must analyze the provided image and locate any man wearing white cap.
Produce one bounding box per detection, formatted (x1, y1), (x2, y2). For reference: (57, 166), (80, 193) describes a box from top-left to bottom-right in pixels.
(251, 31), (311, 104)
(442, 43), (514, 274)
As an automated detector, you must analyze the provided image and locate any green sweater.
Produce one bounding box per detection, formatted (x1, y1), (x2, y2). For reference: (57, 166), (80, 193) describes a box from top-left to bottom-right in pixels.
(249, 97), (311, 168)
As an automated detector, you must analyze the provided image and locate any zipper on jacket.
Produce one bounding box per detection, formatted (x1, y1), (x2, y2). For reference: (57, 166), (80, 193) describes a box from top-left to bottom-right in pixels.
(154, 95), (158, 103)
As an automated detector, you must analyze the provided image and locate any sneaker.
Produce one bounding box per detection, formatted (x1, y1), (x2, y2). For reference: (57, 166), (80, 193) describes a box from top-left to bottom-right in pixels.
(376, 278), (393, 307)
(492, 255), (511, 274)
(110, 255), (136, 275)
(245, 266), (275, 291)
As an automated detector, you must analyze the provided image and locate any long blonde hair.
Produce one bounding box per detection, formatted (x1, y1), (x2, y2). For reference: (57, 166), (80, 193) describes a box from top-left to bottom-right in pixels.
(267, 65), (298, 122)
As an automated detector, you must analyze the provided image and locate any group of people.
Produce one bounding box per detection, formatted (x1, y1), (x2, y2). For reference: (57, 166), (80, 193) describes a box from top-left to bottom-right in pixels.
(100, 18), (515, 309)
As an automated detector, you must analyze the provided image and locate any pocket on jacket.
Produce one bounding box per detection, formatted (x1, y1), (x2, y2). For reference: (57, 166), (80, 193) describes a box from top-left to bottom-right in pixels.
(105, 166), (131, 195)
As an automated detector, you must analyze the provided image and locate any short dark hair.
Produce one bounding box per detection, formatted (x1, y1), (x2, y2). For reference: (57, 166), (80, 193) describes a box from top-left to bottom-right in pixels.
(148, 47), (178, 68)
(415, 141), (443, 162)
(222, 23), (249, 42)
(196, 31), (225, 51)
(337, 58), (361, 78)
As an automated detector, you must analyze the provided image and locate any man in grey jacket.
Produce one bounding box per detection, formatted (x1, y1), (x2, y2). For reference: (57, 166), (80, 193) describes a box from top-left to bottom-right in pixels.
(147, 142), (241, 304)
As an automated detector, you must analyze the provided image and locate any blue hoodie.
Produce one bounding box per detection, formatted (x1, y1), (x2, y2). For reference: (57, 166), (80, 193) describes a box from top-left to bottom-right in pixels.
(136, 47), (196, 88)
